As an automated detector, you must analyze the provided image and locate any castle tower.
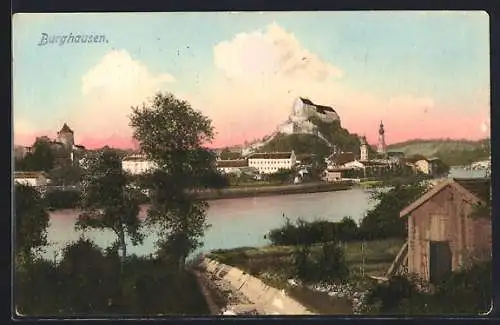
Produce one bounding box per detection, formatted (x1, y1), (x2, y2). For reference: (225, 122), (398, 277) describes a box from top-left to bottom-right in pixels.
(360, 136), (369, 161)
(57, 123), (75, 149)
(377, 120), (386, 155)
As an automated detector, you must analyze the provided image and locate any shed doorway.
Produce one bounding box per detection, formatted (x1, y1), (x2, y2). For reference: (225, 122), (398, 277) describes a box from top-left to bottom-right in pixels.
(429, 241), (452, 283)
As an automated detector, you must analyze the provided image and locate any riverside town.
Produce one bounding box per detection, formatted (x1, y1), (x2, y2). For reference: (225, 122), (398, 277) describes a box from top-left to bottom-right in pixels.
(13, 12), (492, 317)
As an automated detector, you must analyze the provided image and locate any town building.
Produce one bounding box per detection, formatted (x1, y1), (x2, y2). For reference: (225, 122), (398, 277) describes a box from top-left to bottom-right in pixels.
(327, 152), (356, 167)
(322, 168), (344, 182)
(387, 178), (491, 283)
(247, 151), (297, 174)
(14, 171), (50, 187)
(122, 154), (157, 175)
(414, 157), (442, 176)
(377, 120), (387, 156)
(360, 136), (370, 161)
(387, 151), (405, 160)
(216, 159), (249, 174)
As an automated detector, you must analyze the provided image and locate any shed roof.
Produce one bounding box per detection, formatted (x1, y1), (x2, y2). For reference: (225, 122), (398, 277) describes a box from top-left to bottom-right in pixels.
(400, 177), (491, 218)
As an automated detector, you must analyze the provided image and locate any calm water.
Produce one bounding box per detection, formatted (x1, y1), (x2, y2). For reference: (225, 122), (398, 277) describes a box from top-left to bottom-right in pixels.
(42, 167), (484, 260)
(43, 188), (375, 260)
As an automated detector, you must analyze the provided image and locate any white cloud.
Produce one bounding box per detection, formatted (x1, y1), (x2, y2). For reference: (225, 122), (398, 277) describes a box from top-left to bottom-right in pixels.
(72, 50), (176, 138)
(183, 22), (442, 146)
(213, 22), (343, 82)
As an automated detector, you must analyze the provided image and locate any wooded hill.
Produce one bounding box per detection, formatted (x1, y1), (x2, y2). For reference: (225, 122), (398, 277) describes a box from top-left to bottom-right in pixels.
(388, 138), (490, 166)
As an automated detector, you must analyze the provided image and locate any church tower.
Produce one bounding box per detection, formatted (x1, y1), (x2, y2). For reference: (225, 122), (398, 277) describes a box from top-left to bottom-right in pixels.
(377, 120), (386, 155)
(57, 123), (75, 149)
(360, 136), (369, 161)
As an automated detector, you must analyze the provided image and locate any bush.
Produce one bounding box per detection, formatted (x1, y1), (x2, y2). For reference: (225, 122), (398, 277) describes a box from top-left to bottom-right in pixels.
(266, 217), (360, 246)
(363, 275), (420, 314)
(363, 259), (492, 315)
(359, 179), (427, 240)
(292, 242), (349, 284)
(44, 190), (81, 209)
(15, 238), (210, 316)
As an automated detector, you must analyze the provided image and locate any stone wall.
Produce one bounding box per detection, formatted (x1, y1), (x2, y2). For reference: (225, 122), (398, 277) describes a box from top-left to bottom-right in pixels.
(199, 258), (314, 315)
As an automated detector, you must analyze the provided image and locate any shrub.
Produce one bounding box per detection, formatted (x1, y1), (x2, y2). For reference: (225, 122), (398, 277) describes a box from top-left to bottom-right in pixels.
(363, 259), (492, 315)
(44, 189), (81, 209)
(292, 242), (349, 285)
(266, 217), (361, 246)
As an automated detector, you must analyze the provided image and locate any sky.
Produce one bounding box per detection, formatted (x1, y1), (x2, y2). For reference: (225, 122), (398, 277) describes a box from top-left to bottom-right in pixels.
(12, 11), (490, 149)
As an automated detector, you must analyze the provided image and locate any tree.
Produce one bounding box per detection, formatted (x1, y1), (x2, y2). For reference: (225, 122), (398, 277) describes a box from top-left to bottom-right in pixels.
(268, 168), (294, 184)
(129, 92), (224, 273)
(14, 184), (50, 268)
(219, 149), (241, 160)
(58, 238), (119, 314)
(76, 148), (144, 274)
(48, 165), (86, 186)
(359, 177), (428, 240)
(20, 138), (55, 172)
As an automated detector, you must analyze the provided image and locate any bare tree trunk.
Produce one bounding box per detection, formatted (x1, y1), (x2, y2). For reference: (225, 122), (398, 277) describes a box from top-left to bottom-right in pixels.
(118, 229), (127, 275)
(178, 255), (185, 273)
(114, 227), (127, 309)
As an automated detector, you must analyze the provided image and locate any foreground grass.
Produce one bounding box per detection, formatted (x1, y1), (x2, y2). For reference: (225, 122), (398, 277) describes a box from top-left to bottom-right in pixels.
(207, 238), (404, 314)
(209, 238), (403, 278)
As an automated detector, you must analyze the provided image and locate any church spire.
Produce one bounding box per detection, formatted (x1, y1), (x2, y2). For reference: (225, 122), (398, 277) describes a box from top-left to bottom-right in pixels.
(379, 120), (385, 135)
(377, 120), (386, 155)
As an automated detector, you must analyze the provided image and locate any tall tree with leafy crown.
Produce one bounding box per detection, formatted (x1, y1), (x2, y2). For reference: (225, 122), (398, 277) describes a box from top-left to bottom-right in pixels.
(14, 184), (50, 269)
(76, 147), (144, 274)
(129, 92), (225, 273)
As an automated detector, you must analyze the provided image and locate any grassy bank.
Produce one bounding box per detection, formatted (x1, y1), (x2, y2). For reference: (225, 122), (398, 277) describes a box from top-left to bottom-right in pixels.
(209, 238), (403, 278)
(206, 238), (404, 314)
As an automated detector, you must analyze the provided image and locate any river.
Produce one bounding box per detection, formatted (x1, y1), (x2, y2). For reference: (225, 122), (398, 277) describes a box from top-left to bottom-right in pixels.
(42, 166), (485, 261)
(43, 188), (376, 261)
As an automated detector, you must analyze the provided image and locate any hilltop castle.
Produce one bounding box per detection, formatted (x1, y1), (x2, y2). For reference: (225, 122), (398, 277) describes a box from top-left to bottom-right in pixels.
(278, 97), (340, 135)
(241, 97), (341, 156)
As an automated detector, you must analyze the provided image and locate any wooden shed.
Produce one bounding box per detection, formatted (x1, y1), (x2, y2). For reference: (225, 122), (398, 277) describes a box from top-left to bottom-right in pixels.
(387, 177), (491, 283)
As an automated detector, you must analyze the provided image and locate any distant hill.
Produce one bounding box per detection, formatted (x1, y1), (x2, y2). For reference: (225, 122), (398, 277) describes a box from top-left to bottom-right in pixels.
(388, 138), (490, 166)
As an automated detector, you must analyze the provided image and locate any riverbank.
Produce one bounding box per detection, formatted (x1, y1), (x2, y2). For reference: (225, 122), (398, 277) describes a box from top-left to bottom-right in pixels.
(194, 181), (353, 200)
(206, 238), (404, 314)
